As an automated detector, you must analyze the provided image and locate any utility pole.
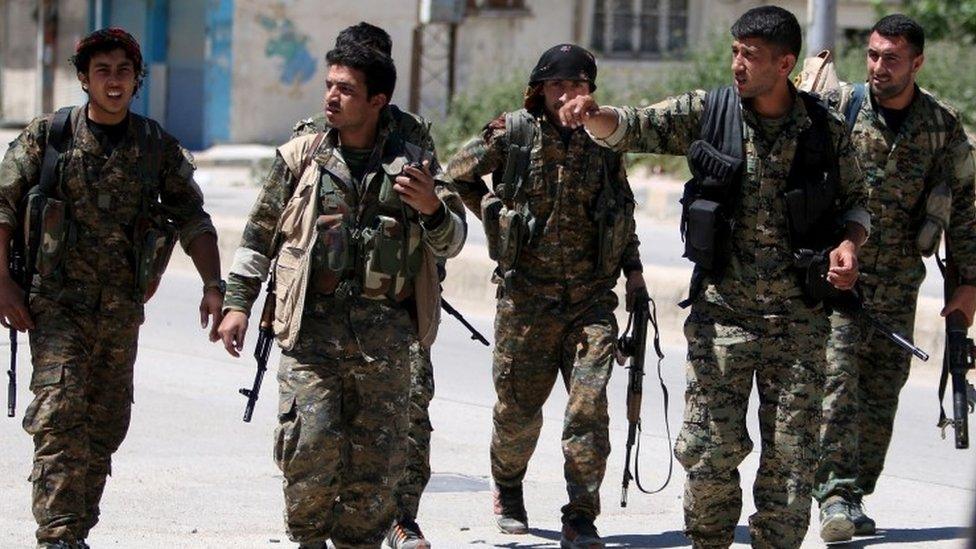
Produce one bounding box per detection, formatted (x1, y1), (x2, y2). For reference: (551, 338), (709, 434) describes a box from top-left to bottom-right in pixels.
(808, 0), (837, 53)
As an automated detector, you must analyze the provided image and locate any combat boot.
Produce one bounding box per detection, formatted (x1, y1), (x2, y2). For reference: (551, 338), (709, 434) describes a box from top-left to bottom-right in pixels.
(560, 517), (604, 548)
(850, 496), (877, 535)
(493, 483), (528, 534)
(819, 495), (856, 542)
(76, 542), (91, 549)
(386, 516), (432, 548)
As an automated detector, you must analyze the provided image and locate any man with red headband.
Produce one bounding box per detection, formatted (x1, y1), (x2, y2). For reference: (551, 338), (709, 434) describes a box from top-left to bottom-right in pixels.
(0, 28), (222, 548)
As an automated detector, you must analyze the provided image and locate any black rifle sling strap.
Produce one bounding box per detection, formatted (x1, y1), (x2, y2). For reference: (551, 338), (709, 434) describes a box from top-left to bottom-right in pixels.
(500, 109), (536, 203)
(27, 106), (74, 274)
(935, 248), (956, 434)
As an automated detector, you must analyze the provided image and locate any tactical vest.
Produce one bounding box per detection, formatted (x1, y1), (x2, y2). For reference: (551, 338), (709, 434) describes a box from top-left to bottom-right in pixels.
(680, 86), (840, 305)
(480, 109), (633, 286)
(23, 106), (174, 302)
(272, 131), (436, 349)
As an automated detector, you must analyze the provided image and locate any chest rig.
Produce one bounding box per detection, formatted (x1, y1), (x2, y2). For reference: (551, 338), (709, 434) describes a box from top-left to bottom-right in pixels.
(22, 106), (174, 302)
(680, 86), (841, 306)
(480, 109), (632, 288)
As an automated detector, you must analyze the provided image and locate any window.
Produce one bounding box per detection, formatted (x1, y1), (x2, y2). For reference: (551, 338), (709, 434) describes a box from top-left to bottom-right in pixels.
(591, 0), (688, 57)
(466, 0), (526, 10)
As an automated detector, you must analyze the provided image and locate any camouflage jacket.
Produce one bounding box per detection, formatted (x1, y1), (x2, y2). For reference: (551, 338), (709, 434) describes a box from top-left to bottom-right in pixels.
(224, 107), (466, 316)
(446, 111), (642, 302)
(824, 83), (976, 295)
(595, 89), (870, 316)
(0, 106), (215, 314)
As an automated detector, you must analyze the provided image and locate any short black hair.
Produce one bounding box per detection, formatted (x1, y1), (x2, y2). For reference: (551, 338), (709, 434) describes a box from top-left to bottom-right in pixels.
(335, 22), (393, 57)
(326, 42), (396, 100)
(872, 14), (925, 55)
(731, 6), (802, 58)
(71, 27), (147, 91)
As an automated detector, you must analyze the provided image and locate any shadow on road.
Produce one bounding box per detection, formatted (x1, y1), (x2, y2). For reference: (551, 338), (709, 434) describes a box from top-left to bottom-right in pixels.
(484, 525), (751, 547)
(827, 526), (970, 547)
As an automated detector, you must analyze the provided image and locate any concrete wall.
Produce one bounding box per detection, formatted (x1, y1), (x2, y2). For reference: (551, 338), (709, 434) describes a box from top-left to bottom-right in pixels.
(1, 0), (87, 123)
(228, 0), (419, 144)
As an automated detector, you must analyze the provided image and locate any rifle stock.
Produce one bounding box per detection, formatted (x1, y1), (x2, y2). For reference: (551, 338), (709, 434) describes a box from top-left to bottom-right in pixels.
(240, 281), (275, 422)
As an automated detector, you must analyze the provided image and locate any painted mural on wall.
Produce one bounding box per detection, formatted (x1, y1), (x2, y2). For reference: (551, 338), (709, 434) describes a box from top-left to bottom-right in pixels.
(256, 4), (318, 89)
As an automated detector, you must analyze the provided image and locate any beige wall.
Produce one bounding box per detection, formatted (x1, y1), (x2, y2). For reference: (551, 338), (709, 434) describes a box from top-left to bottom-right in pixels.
(228, 0), (419, 144)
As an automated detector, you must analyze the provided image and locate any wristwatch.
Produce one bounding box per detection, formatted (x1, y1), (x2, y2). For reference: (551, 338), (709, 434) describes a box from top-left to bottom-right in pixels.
(203, 279), (227, 295)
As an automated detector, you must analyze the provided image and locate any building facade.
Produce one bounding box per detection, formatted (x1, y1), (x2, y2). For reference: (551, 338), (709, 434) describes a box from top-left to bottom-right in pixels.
(0, 0), (885, 149)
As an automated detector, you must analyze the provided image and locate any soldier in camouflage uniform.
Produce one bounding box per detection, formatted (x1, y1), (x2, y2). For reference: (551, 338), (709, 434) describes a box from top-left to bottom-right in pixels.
(563, 7), (869, 548)
(217, 41), (465, 549)
(446, 44), (645, 548)
(813, 15), (976, 543)
(0, 29), (223, 549)
(290, 23), (446, 549)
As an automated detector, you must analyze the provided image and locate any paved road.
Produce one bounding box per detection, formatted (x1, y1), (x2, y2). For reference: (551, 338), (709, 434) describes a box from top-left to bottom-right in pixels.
(0, 267), (973, 548)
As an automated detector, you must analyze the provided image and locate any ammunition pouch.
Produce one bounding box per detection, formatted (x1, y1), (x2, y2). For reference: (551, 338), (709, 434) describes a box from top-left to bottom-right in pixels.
(595, 195), (636, 277)
(24, 194), (69, 279)
(311, 213), (349, 295)
(687, 140), (742, 188)
(361, 215), (421, 301)
(681, 139), (742, 272)
(481, 194), (528, 278)
(917, 181), (951, 257)
(133, 213), (177, 300)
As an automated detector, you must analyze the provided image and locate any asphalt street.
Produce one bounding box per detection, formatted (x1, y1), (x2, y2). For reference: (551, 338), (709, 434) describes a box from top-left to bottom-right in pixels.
(0, 266), (973, 548)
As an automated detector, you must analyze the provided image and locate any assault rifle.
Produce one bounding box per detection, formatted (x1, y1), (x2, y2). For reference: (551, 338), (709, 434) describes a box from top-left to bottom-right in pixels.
(6, 240), (25, 418)
(936, 246), (975, 449)
(618, 287), (671, 507)
(794, 249), (929, 361)
(240, 279), (275, 422)
(441, 295), (489, 346)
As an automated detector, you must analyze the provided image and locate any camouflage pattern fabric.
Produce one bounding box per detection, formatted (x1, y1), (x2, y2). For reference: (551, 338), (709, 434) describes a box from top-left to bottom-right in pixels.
(490, 289), (618, 521)
(814, 84), (976, 502)
(275, 295), (413, 547)
(447, 111), (640, 522)
(225, 107), (464, 546)
(595, 89), (868, 316)
(292, 108), (441, 521)
(0, 107), (216, 309)
(290, 108), (442, 522)
(21, 294), (141, 543)
(676, 301), (828, 548)
(0, 107), (215, 544)
(395, 342), (435, 520)
(591, 88), (868, 545)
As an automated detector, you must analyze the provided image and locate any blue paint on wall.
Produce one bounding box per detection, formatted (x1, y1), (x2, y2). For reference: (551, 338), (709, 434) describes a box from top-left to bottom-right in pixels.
(204, 0), (233, 146)
(256, 15), (317, 86)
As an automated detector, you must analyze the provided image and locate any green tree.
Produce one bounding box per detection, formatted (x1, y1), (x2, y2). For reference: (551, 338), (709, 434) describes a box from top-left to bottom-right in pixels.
(884, 0), (976, 43)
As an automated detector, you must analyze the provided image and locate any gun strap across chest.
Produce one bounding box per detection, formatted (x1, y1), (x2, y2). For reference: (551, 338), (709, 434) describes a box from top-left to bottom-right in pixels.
(845, 83), (867, 132)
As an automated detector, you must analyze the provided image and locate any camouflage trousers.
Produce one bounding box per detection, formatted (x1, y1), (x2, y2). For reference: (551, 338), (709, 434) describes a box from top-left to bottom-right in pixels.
(22, 294), (141, 543)
(490, 288), (617, 522)
(675, 300), (827, 549)
(275, 295), (413, 548)
(394, 342), (434, 521)
(814, 286), (918, 502)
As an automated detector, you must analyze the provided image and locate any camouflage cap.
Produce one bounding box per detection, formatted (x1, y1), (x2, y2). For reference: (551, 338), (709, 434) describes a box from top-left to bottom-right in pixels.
(529, 44), (597, 91)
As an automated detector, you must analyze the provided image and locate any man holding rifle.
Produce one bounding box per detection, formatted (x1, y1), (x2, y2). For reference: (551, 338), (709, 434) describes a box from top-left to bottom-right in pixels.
(0, 28), (222, 548)
(289, 22), (473, 549)
(813, 15), (976, 542)
(217, 40), (465, 548)
(446, 44), (644, 548)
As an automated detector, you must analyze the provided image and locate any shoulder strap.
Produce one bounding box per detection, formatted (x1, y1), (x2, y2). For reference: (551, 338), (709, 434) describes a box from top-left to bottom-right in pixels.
(301, 132), (326, 175)
(845, 83), (866, 132)
(36, 106), (74, 197)
(700, 86), (744, 160)
(500, 109), (536, 202)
